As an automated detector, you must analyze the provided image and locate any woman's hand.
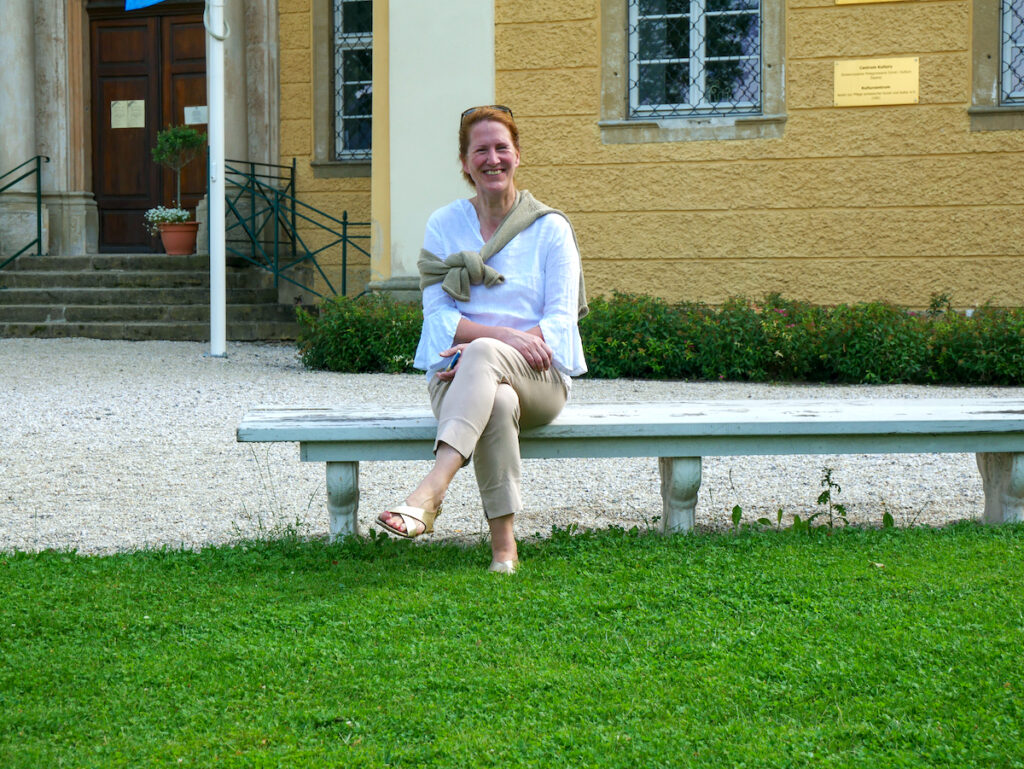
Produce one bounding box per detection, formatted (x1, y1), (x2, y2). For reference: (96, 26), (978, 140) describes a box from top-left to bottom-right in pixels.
(497, 327), (554, 371)
(445, 320), (554, 375)
(435, 344), (467, 382)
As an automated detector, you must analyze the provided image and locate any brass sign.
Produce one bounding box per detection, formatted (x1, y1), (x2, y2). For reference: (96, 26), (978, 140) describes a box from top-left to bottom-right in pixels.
(110, 99), (145, 129)
(834, 57), (919, 107)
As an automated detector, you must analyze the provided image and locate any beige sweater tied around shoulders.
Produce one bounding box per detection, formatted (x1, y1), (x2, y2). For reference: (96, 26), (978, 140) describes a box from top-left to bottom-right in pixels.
(416, 190), (589, 319)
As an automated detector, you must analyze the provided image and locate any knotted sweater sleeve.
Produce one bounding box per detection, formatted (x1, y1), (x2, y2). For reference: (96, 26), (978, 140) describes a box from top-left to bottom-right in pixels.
(412, 213), (463, 373)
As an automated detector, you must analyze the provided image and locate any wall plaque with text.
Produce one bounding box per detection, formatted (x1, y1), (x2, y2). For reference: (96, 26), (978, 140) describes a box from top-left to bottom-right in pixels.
(834, 57), (919, 107)
(184, 106), (208, 125)
(110, 100), (145, 129)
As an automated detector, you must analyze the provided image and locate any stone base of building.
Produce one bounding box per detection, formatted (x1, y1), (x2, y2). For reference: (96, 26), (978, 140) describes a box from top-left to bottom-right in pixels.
(0, 193), (49, 257)
(367, 275), (421, 304)
(196, 195), (209, 255)
(42, 191), (97, 255)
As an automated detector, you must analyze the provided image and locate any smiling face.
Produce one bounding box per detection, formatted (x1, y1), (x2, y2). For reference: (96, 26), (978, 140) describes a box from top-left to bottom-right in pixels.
(460, 119), (520, 198)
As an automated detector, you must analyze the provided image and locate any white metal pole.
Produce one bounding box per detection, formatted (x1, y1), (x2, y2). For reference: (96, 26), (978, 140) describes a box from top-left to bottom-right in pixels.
(206, 0), (227, 357)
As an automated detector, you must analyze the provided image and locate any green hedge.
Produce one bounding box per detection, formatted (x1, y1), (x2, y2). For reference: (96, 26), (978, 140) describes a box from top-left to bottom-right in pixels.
(297, 294), (421, 373)
(297, 292), (1024, 385)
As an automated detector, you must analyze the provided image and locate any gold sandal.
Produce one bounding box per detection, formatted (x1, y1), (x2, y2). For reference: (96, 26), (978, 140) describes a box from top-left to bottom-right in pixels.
(488, 559), (518, 574)
(375, 504), (441, 539)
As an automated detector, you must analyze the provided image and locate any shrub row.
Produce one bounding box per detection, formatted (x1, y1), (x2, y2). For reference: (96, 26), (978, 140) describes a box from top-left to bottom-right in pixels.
(297, 292), (1024, 385)
(297, 295), (421, 373)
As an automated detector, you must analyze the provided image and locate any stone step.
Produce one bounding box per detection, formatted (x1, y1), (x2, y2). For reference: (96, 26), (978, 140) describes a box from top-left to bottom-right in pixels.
(0, 268), (271, 290)
(0, 320), (301, 342)
(4, 253), (254, 271)
(0, 303), (301, 324)
(0, 286), (280, 306)
(0, 252), (308, 341)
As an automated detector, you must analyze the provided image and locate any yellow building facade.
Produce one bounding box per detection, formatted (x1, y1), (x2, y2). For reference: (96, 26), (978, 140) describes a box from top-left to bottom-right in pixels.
(280, 0), (1024, 308)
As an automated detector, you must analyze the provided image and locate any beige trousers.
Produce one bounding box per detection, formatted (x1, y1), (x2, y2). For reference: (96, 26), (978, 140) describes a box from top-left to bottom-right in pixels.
(427, 337), (568, 519)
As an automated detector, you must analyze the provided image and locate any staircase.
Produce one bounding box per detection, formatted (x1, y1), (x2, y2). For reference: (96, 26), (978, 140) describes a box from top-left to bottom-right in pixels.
(0, 253), (304, 341)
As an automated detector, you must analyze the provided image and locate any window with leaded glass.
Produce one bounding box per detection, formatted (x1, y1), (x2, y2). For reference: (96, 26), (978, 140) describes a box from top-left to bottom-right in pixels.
(1004, 0), (1024, 104)
(628, 0), (762, 118)
(334, 0), (372, 160)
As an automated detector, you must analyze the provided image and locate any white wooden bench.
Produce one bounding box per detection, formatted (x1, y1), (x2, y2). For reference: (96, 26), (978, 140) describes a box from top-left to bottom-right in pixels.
(236, 398), (1024, 539)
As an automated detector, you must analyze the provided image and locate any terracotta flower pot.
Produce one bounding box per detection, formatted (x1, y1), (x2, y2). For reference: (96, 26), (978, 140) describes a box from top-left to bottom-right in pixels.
(158, 221), (199, 255)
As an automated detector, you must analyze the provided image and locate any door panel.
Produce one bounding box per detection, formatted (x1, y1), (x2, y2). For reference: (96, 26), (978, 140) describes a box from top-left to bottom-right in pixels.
(95, 23), (148, 62)
(94, 76), (153, 201)
(90, 10), (206, 252)
(162, 17), (208, 212)
(91, 19), (161, 249)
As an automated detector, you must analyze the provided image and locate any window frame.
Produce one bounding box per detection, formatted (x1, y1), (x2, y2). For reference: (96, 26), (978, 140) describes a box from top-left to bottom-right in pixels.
(1002, 0), (1024, 103)
(970, 0), (1024, 131)
(601, 0), (785, 143)
(332, 0), (373, 161)
(312, 0), (372, 176)
(627, 0), (763, 119)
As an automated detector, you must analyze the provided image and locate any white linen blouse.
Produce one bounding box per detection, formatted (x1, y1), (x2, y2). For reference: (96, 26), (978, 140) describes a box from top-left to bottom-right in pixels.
(413, 198), (588, 381)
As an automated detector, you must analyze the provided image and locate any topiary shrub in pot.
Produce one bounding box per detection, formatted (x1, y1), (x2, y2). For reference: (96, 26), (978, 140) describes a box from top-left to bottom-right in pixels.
(146, 124), (207, 255)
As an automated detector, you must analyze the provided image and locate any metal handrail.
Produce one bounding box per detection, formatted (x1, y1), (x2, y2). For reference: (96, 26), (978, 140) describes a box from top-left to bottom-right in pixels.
(0, 155), (49, 269)
(221, 158), (369, 299)
(224, 158), (296, 259)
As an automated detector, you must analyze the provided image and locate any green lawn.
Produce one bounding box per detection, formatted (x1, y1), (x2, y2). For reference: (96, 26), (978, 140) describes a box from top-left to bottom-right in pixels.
(2, 523), (1023, 768)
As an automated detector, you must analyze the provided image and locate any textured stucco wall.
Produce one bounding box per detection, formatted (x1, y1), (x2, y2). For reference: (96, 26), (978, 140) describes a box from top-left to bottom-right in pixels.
(279, 0), (373, 296)
(495, 0), (1024, 308)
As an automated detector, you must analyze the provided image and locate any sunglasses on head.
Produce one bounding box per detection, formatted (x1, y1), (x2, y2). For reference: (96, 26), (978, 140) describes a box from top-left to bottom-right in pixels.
(460, 105), (514, 122)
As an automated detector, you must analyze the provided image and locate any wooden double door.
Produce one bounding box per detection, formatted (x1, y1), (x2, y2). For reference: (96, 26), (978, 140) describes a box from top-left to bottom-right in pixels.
(89, 2), (207, 252)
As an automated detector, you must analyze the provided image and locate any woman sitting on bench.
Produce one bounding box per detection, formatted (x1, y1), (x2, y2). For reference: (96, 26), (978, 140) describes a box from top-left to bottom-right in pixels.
(375, 105), (588, 573)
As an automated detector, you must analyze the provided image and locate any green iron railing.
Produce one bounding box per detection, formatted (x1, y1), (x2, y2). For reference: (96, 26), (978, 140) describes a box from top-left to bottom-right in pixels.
(0, 155), (49, 270)
(222, 158), (369, 299)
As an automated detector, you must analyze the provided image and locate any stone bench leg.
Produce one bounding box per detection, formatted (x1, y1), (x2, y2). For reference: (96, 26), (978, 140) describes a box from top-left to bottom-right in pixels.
(658, 457), (701, 534)
(326, 461), (359, 540)
(977, 453), (1024, 524)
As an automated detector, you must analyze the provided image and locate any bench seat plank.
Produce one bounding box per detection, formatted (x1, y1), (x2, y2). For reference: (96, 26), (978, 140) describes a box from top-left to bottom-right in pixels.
(239, 399), (1024, 459)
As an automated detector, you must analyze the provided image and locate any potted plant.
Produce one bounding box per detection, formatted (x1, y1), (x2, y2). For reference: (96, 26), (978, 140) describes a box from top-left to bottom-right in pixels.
(144, 205), (192, 253)
(146, 124), (206, 255)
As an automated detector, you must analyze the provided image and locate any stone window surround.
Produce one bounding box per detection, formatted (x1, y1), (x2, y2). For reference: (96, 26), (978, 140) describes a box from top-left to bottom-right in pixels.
(312, 0), (371, 177)
(627, 0), (761, 117)
(970, 0), (1024, 131)
(600, 0), (786, 143)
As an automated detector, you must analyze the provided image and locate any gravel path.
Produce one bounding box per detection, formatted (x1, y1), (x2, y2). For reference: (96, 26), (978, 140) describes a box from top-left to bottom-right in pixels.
(2, 338), (1021, 555)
